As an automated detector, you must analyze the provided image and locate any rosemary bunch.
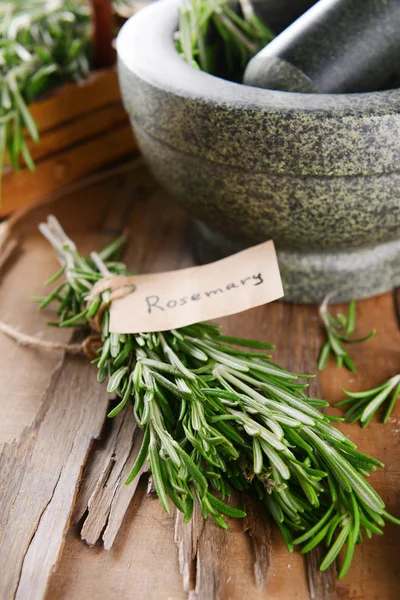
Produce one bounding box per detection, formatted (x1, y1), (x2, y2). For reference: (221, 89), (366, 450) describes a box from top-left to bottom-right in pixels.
(318, 294), (376, 372)
(175, 0), (274, 79)
(35, 216), (399, 579)
(0, 0), (91, 178)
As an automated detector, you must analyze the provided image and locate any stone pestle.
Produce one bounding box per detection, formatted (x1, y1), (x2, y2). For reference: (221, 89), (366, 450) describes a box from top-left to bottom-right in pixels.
(243, 0), (400, 94)
(250, 0), (318, 34)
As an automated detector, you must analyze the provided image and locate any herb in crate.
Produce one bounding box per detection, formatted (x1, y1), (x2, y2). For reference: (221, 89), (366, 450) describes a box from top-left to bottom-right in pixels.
(0, 1), (92, 178)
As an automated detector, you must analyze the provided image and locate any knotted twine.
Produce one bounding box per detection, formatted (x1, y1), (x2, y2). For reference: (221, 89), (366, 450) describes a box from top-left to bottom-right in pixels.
(0, 274), (137, 359)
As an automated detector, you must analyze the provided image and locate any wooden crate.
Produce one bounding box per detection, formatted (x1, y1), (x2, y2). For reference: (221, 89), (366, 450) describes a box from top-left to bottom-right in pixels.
(1, 69), (137, 216)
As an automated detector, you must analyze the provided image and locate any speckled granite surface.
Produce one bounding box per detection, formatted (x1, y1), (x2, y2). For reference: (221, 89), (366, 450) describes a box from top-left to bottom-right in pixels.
(117, 0), (400, 303)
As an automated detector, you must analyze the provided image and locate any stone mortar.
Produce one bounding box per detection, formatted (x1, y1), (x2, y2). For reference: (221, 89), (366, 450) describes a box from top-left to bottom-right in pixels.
(117, 0), (400, 303)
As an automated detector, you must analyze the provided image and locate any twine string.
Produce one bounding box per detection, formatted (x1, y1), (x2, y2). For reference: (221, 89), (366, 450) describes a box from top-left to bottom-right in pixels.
(0, 274), (136, 358)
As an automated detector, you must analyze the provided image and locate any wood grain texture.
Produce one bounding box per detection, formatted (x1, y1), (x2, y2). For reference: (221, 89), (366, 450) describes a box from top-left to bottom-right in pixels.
(0, 164), (399, 600)
(25, 103), (130, 164)
(29, 70), (122, 134)
(2, 125), (137, 214)
(2, 69), (136, 216)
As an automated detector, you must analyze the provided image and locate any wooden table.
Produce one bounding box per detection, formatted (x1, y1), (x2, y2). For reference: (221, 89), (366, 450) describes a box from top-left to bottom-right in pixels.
(0, 163), (399, 600)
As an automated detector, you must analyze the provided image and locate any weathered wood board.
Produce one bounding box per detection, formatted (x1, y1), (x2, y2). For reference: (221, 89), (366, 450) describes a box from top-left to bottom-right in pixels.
(0, 163), (399, 600)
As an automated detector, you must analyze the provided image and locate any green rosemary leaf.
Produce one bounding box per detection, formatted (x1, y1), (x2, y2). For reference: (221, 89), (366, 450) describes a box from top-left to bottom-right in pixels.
(59, 308), (88, 327)
(125, 425), (150, 484)
(216, 335), (275, 350)
(139, 358), (188, 378)
(175, 0), (274, 82)
(183, 495), (194, 523)
(20, 136), (35, 171)
(211, 514), (229, 529)
(45, 266), (65, 286)
(345, 299), (356, 335)
(149, 441), (170, 514)
(107, 366), (128, 394)
(383, 381), (400, 424)
(342, 354), (356, 373)
(339, 330), (376, 344)
(39, 281), (67, 309)
(320, 518), (352, 571)
(178, 448), (208, 498)
(252, 436), (263, 474)
(276, 521), (294, 552)
(318, 341), (331, 371)
(338, 496), (360, 579)
(206, 492), (246, 519)
(300, 522), (331, 554)
(150, 370), (192, 399)
(108, 378), (133, 418)
(98, 236), (127, 262)
(382, 510), (400, 526)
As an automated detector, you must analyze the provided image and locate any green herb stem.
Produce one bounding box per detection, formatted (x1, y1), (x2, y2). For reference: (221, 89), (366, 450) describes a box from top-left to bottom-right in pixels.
(318, 294), (376, 372)
(339, 375), (400, 426)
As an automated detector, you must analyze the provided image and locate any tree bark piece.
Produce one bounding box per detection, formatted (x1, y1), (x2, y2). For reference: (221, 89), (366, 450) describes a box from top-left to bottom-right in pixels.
(76, 407), (146, 550)
(0, 355), (109, 600)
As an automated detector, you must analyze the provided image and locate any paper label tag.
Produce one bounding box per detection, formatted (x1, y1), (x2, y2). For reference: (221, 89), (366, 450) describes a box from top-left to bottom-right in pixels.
(109, 240), (283, 334)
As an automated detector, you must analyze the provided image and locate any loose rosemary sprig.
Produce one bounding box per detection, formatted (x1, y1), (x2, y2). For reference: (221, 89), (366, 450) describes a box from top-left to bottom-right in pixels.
(175, 0), (274, 80)
(337, 375), (400, 427)
(318, 294), (376, 372)
(35, 216), (399, 579)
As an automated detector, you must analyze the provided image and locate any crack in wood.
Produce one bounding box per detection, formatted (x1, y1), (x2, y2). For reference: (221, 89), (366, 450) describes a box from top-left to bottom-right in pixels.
(15, 469), (63, 600)
(14, 469), (63, 599)
(242, 493), (272, 586)
(174, 504), (205, 593)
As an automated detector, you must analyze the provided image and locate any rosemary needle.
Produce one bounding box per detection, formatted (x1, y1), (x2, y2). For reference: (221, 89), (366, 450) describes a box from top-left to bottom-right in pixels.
(34, 216), (399, 579)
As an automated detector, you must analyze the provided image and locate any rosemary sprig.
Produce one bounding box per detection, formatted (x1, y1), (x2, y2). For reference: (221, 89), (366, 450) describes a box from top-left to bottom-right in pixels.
(318, 293), (376, 372)
(337, 375), (400, 427)
(35, 216), (399, 579)
(174, 0), (274, 80)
